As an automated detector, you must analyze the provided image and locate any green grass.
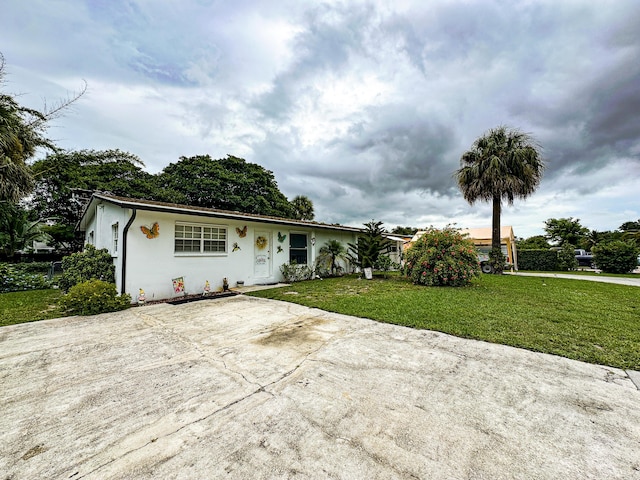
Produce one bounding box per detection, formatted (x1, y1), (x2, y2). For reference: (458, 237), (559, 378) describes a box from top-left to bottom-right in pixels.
(521, 270), (639, 278)
(0, 289), (63, 327)
(248, 274), (640, 370)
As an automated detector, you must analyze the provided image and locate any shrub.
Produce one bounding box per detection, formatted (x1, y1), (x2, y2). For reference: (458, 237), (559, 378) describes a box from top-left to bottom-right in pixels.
(592, 241), (639, 274)
(0, 263), (53, 292)
(13, 262), (52, 275)
(517, 250), (558, 271)
(58, 280), (131, 316)
(404, 227), (481, 287)
(280, 262), (313, 282)
(557, 243), (579, 271)
(374, 254), (398, 273)
(59, 244), (115, 293)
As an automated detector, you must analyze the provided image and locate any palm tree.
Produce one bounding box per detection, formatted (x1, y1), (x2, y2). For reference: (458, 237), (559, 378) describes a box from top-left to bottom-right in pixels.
(290, 195), (315, 221)
(1, 52), (85, 202)
(455, 126), (544, 273)
(0, 202), (49, 260)
(317, 239), (348, 276)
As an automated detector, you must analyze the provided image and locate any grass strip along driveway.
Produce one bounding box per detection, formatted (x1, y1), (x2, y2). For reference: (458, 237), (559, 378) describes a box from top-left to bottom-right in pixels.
(248, 274), (640, 371)
(0, 289), (62, 327)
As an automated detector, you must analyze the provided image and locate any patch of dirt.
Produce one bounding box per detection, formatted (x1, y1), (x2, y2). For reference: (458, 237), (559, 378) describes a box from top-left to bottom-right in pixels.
(255, 317), (328, 347)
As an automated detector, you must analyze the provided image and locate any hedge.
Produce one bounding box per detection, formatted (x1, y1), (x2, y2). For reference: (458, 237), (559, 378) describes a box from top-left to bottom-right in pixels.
(517, 250), (558, 271)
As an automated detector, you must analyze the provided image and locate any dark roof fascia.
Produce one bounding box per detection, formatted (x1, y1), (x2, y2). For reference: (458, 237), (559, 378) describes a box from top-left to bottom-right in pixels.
(90, 194), (363, 234)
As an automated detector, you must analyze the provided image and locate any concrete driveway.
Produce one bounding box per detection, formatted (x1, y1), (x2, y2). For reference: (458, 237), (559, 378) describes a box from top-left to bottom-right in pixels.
(2, 296), (640, 479)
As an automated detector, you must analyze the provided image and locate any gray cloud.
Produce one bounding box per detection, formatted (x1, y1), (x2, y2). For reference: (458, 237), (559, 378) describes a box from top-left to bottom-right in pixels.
(3, 0), (640, 237)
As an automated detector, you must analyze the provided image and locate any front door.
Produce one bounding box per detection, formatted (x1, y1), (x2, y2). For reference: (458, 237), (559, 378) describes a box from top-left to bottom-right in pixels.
(254, 231), (271, 279)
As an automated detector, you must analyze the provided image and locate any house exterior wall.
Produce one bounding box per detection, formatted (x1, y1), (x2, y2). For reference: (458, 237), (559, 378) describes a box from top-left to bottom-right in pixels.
(85, 201), (359, 301)
(82, 202), (129, 293)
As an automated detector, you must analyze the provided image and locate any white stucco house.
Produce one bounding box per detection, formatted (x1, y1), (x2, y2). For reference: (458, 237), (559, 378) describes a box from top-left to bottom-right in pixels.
(78, 193), (364, 302)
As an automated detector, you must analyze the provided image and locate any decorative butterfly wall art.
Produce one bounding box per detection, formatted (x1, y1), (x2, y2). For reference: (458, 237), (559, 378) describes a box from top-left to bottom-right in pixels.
(236, 226), (247, 238)
(277, 245), (283, 253)
(140, 222), (159, 239)
(277, 232), (287, 243)
(232, 242), (241, 252)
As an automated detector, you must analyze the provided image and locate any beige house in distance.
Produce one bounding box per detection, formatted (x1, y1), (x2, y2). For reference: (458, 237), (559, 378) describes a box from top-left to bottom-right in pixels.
(406, 226), (518, 272)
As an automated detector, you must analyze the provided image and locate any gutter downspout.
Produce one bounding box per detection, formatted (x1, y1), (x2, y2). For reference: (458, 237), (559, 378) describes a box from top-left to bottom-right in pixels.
(121, 208), (137, 295)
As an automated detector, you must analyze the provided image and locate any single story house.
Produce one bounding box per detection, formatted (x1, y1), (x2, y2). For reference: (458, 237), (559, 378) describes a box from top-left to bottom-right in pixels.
(78, 193), (364, 302)
(458, 226), (518, 270)
(405, 226), (518, 271)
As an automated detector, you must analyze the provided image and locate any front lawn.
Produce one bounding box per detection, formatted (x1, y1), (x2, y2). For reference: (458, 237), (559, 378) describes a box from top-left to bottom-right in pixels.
(0, 289), (63, 327)
(248, 274), (640, 370)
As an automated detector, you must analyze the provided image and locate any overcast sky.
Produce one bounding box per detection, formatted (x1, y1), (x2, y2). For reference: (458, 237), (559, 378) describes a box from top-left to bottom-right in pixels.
(3, 0), (639, 237)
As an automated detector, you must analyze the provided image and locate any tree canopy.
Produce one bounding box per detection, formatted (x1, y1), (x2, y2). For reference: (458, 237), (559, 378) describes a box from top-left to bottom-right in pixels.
(455, 125), (544, 273)
(156, 155), (295, 218)
(543, 217), (589, 246)
(29, 149), (160, 251)
(391, 226), (418, 236)
(619, 220), (640, 232)
(516, 235), (550, 250)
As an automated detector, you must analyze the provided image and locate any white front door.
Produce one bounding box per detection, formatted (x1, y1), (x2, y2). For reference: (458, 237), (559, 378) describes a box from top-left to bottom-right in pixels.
(254, 231), (271, 279)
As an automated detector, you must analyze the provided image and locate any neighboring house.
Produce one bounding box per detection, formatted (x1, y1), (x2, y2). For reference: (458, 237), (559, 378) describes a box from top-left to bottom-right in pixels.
(406, 226), (518, 271)
(458, 226), (518, 270)
(78, 194), (362, 301)
(30, 240), (55, 254)
(384, 234), (412, 266)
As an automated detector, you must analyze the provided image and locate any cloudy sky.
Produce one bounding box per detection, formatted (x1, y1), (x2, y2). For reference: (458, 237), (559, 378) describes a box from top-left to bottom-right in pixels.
(3, 0), (639, 237)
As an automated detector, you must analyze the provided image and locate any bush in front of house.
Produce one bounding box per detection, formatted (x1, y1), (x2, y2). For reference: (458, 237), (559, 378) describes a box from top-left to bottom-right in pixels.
(59, 279), (131, 316)
(280, 261), (313, 282)
(592, 241), (639, 274)
(0, 263), (53, 292)
(404, 227), (480, 287)
(58, 244), (115, 293)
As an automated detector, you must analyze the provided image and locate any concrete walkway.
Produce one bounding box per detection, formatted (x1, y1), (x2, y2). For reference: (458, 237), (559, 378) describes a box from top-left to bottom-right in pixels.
(2, 296), (640, 479)
(506, 271), (640, 287)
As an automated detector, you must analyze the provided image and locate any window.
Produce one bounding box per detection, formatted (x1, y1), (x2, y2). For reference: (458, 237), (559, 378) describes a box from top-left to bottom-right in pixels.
(88, 231), (94, 245)
(289, 233), (308, 264)
(112, 223), (119, 254)
(175, 223), (227, 254)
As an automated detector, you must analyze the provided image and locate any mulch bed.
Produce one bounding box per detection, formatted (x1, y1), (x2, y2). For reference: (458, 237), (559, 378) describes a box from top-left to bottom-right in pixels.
(140, 291), (239, 306)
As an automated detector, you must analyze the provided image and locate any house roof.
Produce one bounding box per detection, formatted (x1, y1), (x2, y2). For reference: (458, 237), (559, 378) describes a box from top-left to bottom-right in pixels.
(409, 226), (515, 243)
(458, 226), (515, 242)
(79, 193), (364, 233)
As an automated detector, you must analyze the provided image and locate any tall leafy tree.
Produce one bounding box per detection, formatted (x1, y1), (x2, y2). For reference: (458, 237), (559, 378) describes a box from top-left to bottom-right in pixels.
(455, 126), (544, 273)
(516, 235), (550, 250)
(543, 217), (589, 246)
(347, 220), (393, 273)
(0, 53), (84, 201)
(290, 195), (315, 220)
(30, 149), (160, 251)
(391, 226), (418, 236)
(619, 220), (640, 232)
(156, 155), (294, 217)
(619, 219), (640, 242)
